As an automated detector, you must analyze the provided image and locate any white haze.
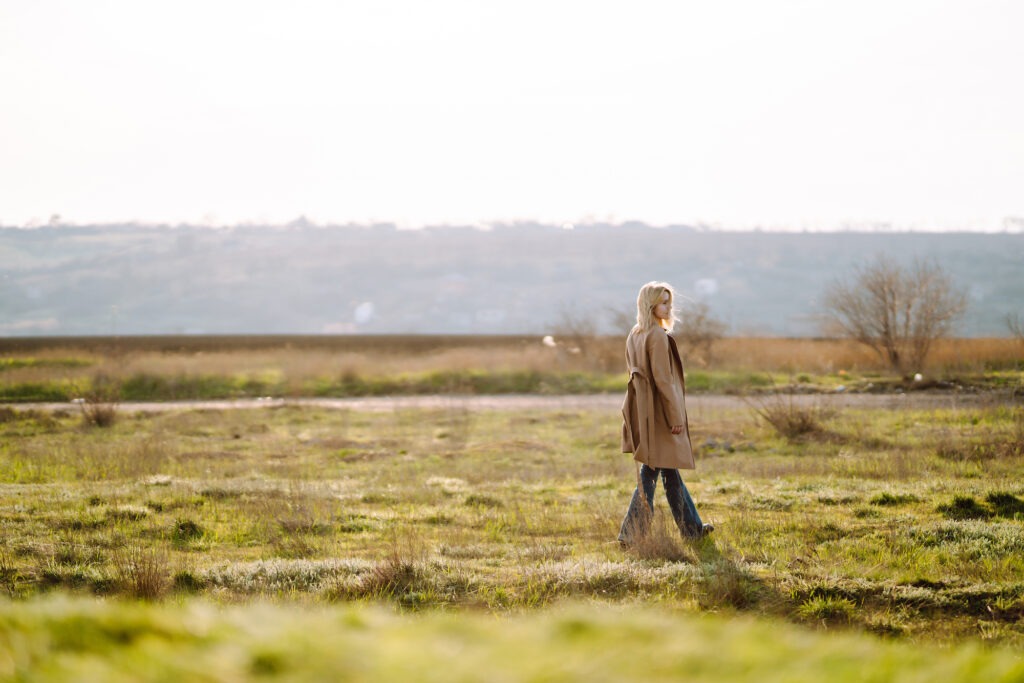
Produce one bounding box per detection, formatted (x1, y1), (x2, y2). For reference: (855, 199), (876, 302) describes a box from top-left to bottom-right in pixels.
(2, 0), (1023, 231)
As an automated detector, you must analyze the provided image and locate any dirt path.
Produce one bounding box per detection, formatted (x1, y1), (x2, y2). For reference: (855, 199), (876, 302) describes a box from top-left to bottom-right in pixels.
(11, 392), (1008, 414)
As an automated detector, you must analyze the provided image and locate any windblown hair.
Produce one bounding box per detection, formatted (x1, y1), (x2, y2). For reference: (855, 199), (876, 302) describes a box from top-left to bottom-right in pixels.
(635, 281), (677, 333)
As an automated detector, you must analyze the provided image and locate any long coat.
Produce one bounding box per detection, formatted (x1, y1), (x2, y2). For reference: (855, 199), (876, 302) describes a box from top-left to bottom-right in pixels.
(620, 326), (695, 469)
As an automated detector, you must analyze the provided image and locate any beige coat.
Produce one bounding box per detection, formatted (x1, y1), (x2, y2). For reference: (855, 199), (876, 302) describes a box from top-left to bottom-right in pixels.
(620, 326), (695, 469)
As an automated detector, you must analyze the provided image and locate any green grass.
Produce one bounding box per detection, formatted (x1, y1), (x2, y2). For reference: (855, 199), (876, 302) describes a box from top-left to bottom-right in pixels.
(4, 598), (1024, 682)
(0, 357), (93, 371)
(2, 355), (1019, 402)
(0, 370), (625, 402)
(0, 405), (1019, 634)
(1, 399), (1024, 675)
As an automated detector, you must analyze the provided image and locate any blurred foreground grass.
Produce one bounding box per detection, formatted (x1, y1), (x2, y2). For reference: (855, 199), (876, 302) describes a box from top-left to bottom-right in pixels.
(4, 598), (1024, 682)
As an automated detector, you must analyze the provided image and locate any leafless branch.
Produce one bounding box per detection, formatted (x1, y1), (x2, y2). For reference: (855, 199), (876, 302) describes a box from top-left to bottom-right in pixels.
(821, 255), (967, 374)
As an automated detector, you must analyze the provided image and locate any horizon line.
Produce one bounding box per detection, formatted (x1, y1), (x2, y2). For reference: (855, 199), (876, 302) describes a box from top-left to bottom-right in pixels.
(3, 217), (1023, 234)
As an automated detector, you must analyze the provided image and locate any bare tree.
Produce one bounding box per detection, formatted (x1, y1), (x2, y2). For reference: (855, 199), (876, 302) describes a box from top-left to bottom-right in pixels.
(551, 305), (598, 356)
(1007, 313), (1024, 343)
(604, 305), (636, 336)
(821, 255), (967, 374)
(603, 299), (727, 365)
(550, 305), (623, 372)
(674, 301), (727, 365)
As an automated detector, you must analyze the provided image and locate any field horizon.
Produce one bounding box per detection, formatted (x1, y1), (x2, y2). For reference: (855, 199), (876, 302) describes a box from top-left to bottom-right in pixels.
(2, 334), (1021, 404)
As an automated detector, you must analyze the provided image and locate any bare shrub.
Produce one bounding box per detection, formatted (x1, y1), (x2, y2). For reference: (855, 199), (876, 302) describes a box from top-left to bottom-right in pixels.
(747, 393), (836, 442)
(77, 374), (121, 428)
(821, 255), (967, 374)
(604, 298), (727, 368)
(548, 307), (623, 372)
(1008, 313), (1024, 345)
(674, 301), (727, 366)
(111, 542), (170, 600)
(604, 305), (636, 336)
(551, 305), (598, 358)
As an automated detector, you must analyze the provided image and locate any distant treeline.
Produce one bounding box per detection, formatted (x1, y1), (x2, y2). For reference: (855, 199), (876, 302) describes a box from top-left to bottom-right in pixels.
(2, 223), (1022, 336)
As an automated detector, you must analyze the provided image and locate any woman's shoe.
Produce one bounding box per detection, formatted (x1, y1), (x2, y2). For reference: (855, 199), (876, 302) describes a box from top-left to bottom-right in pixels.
(682, 524), (713, 540)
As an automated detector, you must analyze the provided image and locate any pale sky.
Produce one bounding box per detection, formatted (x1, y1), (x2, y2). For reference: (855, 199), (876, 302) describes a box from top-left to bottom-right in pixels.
(2, 1), (1022, 230)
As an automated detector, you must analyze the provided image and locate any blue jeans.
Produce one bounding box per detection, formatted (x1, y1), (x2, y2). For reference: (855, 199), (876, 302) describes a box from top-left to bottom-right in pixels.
(618, 464), (704, 542)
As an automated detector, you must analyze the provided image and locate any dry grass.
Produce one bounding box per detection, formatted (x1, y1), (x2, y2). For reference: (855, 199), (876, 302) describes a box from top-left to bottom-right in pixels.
(0, 544), (19, 597)
(2, 335), (1015, 405)
(624, 510), (700, 564)
(111, 542), (170, 600)
(713, 337), (1022, 374)
(745, 392), (836, 442)
(2, 336), (1019, 399)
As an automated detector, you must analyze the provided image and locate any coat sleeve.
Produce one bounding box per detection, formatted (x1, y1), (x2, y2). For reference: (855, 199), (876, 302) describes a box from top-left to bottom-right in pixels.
(648, 330), (685, 427)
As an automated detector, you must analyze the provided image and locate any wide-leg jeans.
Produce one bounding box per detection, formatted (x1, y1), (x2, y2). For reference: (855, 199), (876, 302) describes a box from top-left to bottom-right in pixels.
(618, 464), (704, 542)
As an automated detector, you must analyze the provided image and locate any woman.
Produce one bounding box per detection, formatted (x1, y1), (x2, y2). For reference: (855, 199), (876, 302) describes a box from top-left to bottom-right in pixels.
(619, 281), (712, 544)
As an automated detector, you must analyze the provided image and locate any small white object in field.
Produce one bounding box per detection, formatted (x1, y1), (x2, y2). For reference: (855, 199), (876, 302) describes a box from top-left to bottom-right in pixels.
(542, 335), (556, 348)
(353, 301), (375, 325)
(914, 373), (923, 382)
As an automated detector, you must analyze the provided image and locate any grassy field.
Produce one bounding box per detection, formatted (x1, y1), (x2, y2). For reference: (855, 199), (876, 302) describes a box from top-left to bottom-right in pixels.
(2, 397), (1024, 663)
(1, 335), (1021, 402)
(2, 336), (1024, 679)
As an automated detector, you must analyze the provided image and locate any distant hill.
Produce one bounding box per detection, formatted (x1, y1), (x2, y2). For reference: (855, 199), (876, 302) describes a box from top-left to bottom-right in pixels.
(2, 222), (1021, 336)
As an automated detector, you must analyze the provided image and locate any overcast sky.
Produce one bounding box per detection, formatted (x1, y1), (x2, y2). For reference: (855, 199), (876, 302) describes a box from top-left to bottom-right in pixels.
(2, 1), (1022, 230)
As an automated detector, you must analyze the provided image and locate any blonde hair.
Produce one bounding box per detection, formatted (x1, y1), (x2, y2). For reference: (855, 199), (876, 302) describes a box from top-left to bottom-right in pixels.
(635, 281), (677, 332)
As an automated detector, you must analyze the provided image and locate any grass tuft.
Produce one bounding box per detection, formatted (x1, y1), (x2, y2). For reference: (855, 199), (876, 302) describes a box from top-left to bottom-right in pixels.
(986, 492), (1024, 518)
(359, 535), (429, 599)
(936, 495), (992, 520)
(171, 519), (206, 545)
(870, 492), (921, 507)
(172, 570), (207, 593)
(111, 543), (169, 600)
(798, 595), (857, 623)
(464, 493), (504, 509)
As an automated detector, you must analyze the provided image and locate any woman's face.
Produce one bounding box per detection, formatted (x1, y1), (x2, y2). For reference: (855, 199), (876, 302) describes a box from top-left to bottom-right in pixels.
(652, 292), (671, 322)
